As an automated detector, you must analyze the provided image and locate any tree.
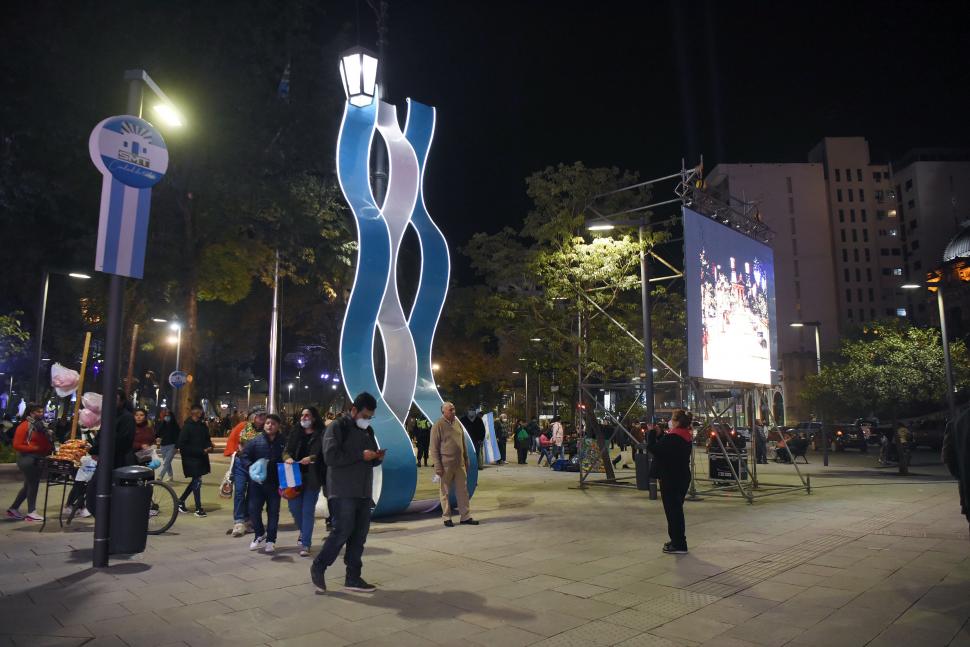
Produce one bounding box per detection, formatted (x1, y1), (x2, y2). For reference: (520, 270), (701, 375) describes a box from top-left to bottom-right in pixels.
(462, 162), (686, 420)
(802, 321), (970, 420)
(0, 312), (29, 365)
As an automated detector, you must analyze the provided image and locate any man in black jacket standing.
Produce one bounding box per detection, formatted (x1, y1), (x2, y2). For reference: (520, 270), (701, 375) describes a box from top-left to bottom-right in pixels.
(310, 392), (383, 594)
(461, 409), (487, 470)
(86, 390), (136, 514)
(647, 409), (694, 555)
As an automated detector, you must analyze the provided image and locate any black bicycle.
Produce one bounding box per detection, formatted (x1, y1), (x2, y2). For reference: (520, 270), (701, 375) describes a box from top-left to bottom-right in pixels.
(65, 478), (178, 534)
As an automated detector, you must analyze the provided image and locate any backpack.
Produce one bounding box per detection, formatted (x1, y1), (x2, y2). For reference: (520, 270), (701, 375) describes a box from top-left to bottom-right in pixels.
(516, 428), (529, 443)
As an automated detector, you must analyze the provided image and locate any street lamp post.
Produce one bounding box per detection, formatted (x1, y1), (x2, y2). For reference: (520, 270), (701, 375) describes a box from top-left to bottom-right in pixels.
(32, 270), (91, 401)
(902, 282), (957, 423)
(93, 69), (182, 569)
(791, 321), (825, 464)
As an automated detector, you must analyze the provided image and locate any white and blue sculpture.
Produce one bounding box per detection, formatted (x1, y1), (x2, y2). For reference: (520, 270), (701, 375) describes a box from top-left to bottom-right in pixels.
(336, 55), (478, 516)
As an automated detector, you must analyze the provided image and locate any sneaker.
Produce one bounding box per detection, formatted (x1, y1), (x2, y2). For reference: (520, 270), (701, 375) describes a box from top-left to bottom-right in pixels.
(6, 509), (23, 520)
(62, 505), (73, 516)
(344, 577), (376, 592)
(177, 502), (189, 514)
(263, 542), (275, 554)
(459, 518), (480, 526)
(443, 519), (454, 527)
(296, 536), (303, 546)
(231, 522), (245, 537)
(249, 536), (266, 551)
(79, 508), (92, 518)
(194, 508), (207, 518)
(662, 544), (688, 555)
(25, 511), (44, 522)
(299, 547), (310, 557)
(311, 567), (327, 593)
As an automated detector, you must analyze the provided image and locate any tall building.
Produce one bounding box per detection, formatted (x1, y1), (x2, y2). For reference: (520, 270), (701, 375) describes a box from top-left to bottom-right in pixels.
(807, 137), (903, 326)
(891, 149), (970, 324)
(705, 163), (838, 423)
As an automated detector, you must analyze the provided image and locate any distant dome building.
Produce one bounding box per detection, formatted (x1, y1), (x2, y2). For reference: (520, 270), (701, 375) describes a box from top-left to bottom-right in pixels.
(943, 222), (970, 265)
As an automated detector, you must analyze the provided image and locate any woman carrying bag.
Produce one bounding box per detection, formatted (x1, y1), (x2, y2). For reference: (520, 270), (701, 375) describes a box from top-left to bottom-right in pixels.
(647, 409), (694, 555)
(283, 407), (327, 557)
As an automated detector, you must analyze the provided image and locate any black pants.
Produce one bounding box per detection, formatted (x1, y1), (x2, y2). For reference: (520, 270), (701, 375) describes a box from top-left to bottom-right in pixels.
(498, 439), (507, 463)
(312, 497), (371, 580)
(474, 441), (484, 469)
(180, 476), (203, 510)
(416, 441), (429, 465)
(660, 478), (689, 548)
(67, 482), (88, 509)
(517, 446), (528, 464)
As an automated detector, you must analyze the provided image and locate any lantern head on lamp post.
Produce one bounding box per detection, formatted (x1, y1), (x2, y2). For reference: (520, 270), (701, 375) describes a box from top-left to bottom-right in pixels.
(339, 46), (379, 107)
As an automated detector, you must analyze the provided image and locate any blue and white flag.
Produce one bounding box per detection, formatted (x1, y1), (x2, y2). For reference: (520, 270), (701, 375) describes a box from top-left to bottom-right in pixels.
(277, 462), (302, 488)
(482, 412), (500, 465)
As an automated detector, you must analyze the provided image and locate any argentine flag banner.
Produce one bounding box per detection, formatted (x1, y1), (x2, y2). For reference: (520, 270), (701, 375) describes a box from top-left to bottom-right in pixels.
(277, 462), (302, 488)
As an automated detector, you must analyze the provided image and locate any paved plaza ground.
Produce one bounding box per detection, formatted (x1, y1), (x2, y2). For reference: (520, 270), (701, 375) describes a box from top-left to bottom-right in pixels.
(0, 447), (968, 647)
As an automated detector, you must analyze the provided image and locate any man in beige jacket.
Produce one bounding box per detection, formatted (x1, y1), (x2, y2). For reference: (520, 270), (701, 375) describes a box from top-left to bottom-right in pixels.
(431, 402), (480, 527)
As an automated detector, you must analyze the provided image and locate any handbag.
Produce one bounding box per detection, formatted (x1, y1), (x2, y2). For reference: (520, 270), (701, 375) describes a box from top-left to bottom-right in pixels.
(219, 454), (235, 498)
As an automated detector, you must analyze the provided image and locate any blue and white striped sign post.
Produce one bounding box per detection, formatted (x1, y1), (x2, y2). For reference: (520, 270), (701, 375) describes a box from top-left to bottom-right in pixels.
(89, 116), (168, 279)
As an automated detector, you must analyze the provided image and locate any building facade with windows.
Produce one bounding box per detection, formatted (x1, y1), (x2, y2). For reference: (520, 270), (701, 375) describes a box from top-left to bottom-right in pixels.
(891, 149), (970, 324)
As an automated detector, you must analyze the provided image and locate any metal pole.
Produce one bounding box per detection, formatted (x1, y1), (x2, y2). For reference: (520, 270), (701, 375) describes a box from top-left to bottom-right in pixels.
(246, 382), (252, 411)
(938, 288), (957, 423)
(172, 325), (181, 420)
(524, 372), (529, 420)
(639, 224), (655, 421)
(32, 270), (50, 402)
(125, 324), (139, 397)
(268, 251), (280, 414)
(93, 76), (142, 569)
(372, 0), (388, 206)
(814, 324), (828, 467)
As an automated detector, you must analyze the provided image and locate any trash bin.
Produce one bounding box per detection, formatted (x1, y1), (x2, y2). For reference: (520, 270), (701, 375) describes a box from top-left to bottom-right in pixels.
(634, 448), (651, 490)
(109, 465), (153, 554)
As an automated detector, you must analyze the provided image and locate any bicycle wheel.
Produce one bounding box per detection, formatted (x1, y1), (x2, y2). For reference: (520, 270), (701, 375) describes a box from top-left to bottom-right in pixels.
(146, 480), (179, 535)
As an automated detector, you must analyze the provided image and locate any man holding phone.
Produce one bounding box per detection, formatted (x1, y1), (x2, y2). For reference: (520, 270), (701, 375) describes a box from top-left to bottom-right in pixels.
(310, 392), (383, 594)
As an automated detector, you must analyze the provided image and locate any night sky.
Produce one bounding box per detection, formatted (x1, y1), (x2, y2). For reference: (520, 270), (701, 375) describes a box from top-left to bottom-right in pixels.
(349, 0), (969, 273)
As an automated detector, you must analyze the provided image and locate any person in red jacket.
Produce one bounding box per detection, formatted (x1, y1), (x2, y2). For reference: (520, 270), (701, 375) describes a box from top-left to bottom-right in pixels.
(7, 403), (52, 521)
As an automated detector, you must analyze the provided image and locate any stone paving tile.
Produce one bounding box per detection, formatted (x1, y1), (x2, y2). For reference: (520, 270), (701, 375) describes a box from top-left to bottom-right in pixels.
(738, 580), (806, 602)
(552, 581), (613, 598)
(601, 609), (669, 632)
(507, 609), (588, 637)
(866, 623), (957, 647)
(786, 585), (860, 609)
(466, 624), (544, 647)
(614, 633), (697, 647)
(717, 621), (804, 647)
(650, 615), (734, 644)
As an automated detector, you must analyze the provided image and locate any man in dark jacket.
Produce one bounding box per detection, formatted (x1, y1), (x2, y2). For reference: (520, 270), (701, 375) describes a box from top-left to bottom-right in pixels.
(310, 392), (382, 594)
(647, 410), (694, 554)
(177, 404), (213, 517)
(156, 406), (180, 482)
(461, 409), (487, 470)
(243, 414), (286, 553)
(943, 417), (970, 529)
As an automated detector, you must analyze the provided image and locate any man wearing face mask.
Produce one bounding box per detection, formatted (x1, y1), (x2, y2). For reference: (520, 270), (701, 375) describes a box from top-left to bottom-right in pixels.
(432, 402), (479, 527)
(310, 392), (383, 594)
(461, 408), (487, 471)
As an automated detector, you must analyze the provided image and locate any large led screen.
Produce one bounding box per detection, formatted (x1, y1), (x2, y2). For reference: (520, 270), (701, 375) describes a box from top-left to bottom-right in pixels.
(684, 207), (778, 385)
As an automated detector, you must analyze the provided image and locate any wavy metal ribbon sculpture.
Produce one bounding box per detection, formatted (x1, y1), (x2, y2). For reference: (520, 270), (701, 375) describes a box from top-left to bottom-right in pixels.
(337, 97), (477, 516)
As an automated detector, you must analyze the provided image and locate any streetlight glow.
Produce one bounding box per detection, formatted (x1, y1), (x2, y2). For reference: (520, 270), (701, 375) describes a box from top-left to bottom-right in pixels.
(169, 322), (181, 331)
(152, 317), (167, 323)
(587, 224), (615, 231)
(530, 337), (542, 342)
(152, 103), (184, 128)
(166, 335), (179, 345)
(68, 272), (92, 279)
(900, 283), (922, 290)
(339, 46), (379, 107)
(432, 363), (440, 371)
(789, 322), (805, 328)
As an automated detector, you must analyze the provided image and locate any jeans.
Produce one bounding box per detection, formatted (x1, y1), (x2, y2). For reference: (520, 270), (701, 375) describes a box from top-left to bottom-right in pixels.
(288, 486), (320, 548)
(530, 436), (539, 452)
(232, 459), (250, 523)
(179, 476), (203, 510)
(660, 478), (689, 549)
(249, 481), (281, 542)
(537, 447), (552, 466)
(312, 497), (371, 579)
(11, 454), (41, 512)
(158, 444), (177, 480)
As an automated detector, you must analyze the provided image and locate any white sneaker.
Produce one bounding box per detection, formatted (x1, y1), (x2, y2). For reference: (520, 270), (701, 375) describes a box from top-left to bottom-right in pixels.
(232, 522), (245, 537)
(263, 542), (275, 554)
(299, 547), (310, 557)
(62, 506), (73, 516)
(249, 536), (266, 551)
(79, 508), (92, 518)
(25, 512), (44, 522)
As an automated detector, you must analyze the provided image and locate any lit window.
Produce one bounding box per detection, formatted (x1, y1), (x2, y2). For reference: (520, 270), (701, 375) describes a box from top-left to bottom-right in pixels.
(889, 229), (897, 237)
(896, 308), (907, 317)
(892, 268), (902, 276)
